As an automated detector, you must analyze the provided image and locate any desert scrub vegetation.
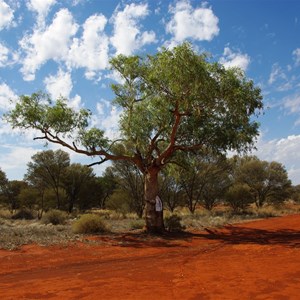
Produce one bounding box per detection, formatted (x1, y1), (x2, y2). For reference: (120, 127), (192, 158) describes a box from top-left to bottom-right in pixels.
(42, 209), (68, 225)
(0, 202), (299, 250)
(72, 214), (109, 234)
(164, 214), (185, 232)
(0, 220), (78, 250)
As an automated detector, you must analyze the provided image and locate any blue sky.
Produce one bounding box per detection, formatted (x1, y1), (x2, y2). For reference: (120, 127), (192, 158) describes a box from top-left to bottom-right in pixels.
(0, 0), (300, 184)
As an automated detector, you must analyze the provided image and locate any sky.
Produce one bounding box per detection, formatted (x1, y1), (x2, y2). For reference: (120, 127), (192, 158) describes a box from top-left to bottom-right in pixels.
(0, 0), (300, 184)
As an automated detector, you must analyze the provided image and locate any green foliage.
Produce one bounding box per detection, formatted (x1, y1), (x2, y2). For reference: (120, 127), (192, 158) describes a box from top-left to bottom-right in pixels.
(111, 42), (263, 159)
(225, 183), (253, 212)
(11, 208), (35, 220)
(72, 214), (108, 234)
(25, 149), (70, 209)
(62, 163), (95, 213)
(129, 219), (145, 230)
(5, 92), (90, 138)
(164, 214), (185, 232)
(232, 156), (291, 207)
(106, 189), (131, 215)
(42, 209), (67, 225)
(108, 161), (144, 217)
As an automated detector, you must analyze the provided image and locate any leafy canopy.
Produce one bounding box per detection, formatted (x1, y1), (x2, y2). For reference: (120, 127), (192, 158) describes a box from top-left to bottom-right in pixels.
(5, 43), (263, 173)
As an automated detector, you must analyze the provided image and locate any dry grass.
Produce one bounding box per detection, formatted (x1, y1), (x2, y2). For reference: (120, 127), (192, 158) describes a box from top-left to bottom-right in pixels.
(0, 219), (80, 250)
(1, 203), (300, 250)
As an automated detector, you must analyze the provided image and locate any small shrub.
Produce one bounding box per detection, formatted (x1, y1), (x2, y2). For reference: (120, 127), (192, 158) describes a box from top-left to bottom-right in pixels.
(164, 214), (185, 232)
(72, 214), (108, 234)
(225, 184), (253, 212)
(42, 209), (67, 225)
(12, 209), (35, 220)
(129, 219), (144, 230)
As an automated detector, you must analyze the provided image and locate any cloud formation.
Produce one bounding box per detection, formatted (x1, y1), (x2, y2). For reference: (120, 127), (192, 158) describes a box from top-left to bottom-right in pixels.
(166, 0), (219, 45)
(293, 48), (300, 66)
(44, 68), (73, 100)
(0, 82), (17, 111)
(219, 47), (250, 71)
(26, 0), (56, 26)
(20, 8), (78, 81)
(67, 14), (109, 80)
(110, 3), (156, 55)
(0, 0), (14, 30)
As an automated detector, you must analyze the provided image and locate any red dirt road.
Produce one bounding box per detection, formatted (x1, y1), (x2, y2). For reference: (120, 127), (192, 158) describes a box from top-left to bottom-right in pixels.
(1, 215), (300, 300)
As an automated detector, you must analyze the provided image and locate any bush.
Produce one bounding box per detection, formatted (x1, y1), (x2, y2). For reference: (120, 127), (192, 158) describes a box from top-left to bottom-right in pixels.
(72, 214), (108, 234)
(42, 209), (67, 225)
(11, 209), (35, 220)
(225, 184), (253, 212)
(164, 214), (185, 232)
(129, 219), (144, 230)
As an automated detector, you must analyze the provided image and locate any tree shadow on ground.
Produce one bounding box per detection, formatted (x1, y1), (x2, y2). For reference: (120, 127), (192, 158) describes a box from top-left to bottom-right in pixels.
(193, 225), (300, 248)
(90, 225), (300, 249)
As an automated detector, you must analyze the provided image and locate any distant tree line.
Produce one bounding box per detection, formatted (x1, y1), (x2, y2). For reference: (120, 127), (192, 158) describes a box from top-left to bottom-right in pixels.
(0, 149), (298, 217)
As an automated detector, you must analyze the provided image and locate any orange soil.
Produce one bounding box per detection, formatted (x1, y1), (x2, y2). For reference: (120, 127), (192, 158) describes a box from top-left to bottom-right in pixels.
(1, 215), (300, 300)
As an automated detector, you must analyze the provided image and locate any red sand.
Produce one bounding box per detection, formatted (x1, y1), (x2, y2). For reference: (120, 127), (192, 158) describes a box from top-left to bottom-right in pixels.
(1, 214), (300, 299)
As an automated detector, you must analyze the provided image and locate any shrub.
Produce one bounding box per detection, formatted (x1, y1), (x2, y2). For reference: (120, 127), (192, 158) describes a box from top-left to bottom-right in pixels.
(129, 219), (144, 230)
(72, 214), (108, 234)
(11, 209), (35, 220)
(225, 184), (253, 212)
(164, 214), (185, 232)
(42, 209), (67, 225)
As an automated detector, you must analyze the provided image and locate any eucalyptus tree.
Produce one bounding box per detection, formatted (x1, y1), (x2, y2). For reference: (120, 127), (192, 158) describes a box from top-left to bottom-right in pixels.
(236, 158), (291, 207)
(5, 43), (263, 232)
(108, 160), (145, 217)
(62, 163), (95, 213)
(0, 168), (8, 196)
(25, 150), (70, 209)
(179, 151), (231, 213)
(159, 165), (184, 212)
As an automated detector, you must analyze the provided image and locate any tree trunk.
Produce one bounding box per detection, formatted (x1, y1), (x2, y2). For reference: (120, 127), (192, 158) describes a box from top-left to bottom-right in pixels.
(144, 169), (164, 233)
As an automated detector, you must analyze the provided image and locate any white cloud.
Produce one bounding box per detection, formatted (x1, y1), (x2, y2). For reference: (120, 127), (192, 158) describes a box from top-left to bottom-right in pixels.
(283, 93), (300, 124)
(219, 47), (250, 71)
(44, 69), (83, 110)
(27, 0), (56, 26)
(0, 82), (17, 111)
(110, 3), (156, 55)
(0, 42), (9, 67)
(44, 68), (73, 99)
(254, 134), (300, 185)
(67, 14), (109, 80)
(69, 94), (82, 111)
(0, 144), (39, 179)
(19, 8), (78, 81)
(268, 63), (287, 85)
(0, 42), (18, 67)
(0, 0), (14, 30)
(166, 0), (219, 44)
(293, 48), (300, 66)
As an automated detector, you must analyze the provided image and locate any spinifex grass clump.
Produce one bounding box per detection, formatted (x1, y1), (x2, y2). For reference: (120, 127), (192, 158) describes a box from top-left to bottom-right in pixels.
(42, 209), (67, 225)
(72, 214), (108, 234)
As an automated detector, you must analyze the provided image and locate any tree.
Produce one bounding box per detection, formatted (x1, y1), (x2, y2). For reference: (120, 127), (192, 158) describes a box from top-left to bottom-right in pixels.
(234, 157), (291, 207)
(159, 165), (184, 212)
(5, 43), (263, 232)
(108, 161), (145, 217)
(179, 152), (231, 213)
(2, 180), (27, 213)
(25, 150), (70, 209)
(62, 163), (95, 213)
(0, 168), (8, 203)
(225, 183), (253, 212)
